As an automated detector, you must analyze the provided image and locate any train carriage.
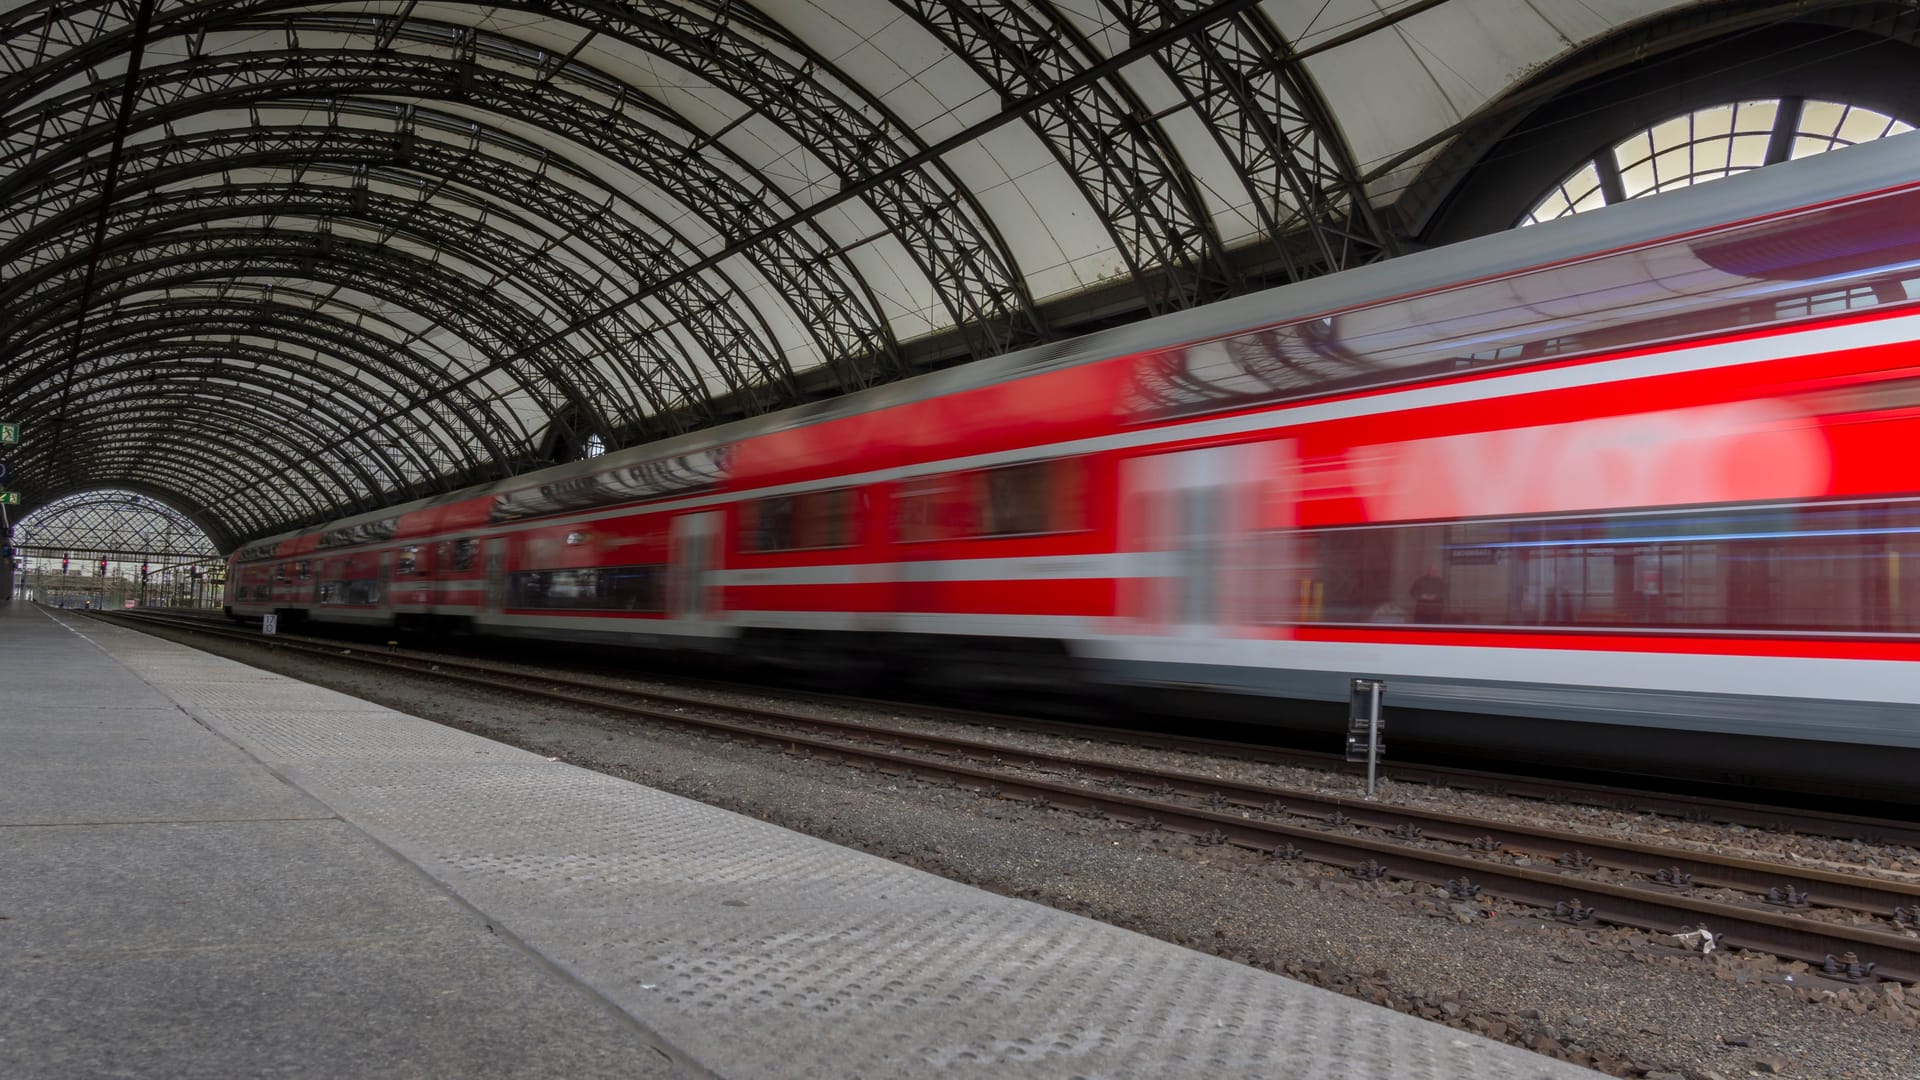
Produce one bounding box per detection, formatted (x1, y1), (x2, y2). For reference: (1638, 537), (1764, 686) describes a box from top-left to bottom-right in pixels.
(229, 133), (1920, 799)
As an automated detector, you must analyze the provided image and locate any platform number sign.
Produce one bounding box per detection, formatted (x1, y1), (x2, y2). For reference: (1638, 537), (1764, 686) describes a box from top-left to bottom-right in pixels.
(0, 422), (17, 444)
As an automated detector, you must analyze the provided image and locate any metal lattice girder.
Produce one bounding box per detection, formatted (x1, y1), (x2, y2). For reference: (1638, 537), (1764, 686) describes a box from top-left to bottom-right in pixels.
(0, 12), (921, 390)
(0, 41), (898, 411)
(0, 288), (530, 469)
(0, 2), (1036, 359)
(1099, 0), (1396, 274)
(2, 226), (619, 438)
(15, 352), (401, 504)
(526, 0), (1044, 358)
(6, 329), (460, 497)
(19, 178), (708, 426)
(4, 180), (667, 442)
(1, 109), (827, 421)
(18, 399), (339, 529)
(31, 386), (382, 520)
(0, 232), (617, 530)
(894, 0), (1237, 315)
(13, 489), (222, 560)
(9, 360), (394, 508)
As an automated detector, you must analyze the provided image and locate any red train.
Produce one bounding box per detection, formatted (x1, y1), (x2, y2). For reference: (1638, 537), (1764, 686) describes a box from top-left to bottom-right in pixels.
(230, 135), (1920, 800)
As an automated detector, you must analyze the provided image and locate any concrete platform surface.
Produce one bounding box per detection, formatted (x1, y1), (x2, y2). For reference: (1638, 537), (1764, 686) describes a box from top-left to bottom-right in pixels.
(0, 602), (1595, 1079)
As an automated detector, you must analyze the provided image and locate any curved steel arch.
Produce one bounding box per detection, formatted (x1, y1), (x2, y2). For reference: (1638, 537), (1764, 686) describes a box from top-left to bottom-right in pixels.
(16, 178), (715, 425)
(10, 347), (426, 499)
(0, 115), (819, 406)
(53, 404), (350, 527)
(1, 349), (391, 534)
(13, 489), (223, 562)
(13, 379), (386, 503)
(890, 0), (1236, 314)
(1, 292), (528, 468)
(25, 362), (395, 498)
(1, 230), (627, 533)
(3, 182), (660, 420)
(18, 407), (338, 529)
(1394, 8), (1920, 243)
(4, 229), (619, 436)
(1, 1), (1040, 356)
(78, 388), (381, 505)
(1096, 0), (1395, 273)
(33, 479), (243, 554)
(0, 32), (908, 390)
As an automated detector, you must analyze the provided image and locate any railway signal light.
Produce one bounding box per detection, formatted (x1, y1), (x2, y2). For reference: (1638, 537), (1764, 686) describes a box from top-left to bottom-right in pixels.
(97, 558), (107, 577)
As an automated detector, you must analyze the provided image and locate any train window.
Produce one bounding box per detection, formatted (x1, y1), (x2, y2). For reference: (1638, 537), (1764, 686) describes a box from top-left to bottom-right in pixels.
(318, 577), (383, 605)
(451, 538), (477, 572)
(745, 495), (790, 552)
(742, 488), (856, 552)
(396, 546), (420, 576)
(972, 459), (1088, 538)
(980, 462), (1050, 536)
(506, 564), (667, 612)
(1775, 284), (1880, 319)
(798, 488), (855, 548)
(1276, 499), (1920, 634)
(894, 477), (957, 543)
(1799, 375), (1920, 416)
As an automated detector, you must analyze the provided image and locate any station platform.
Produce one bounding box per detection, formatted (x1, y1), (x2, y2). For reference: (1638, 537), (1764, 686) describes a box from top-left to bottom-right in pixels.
(0, 600), (1594, 1079)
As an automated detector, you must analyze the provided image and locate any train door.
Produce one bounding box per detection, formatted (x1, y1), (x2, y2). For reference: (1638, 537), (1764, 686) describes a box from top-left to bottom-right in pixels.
(1119, 443), (1276, 637)
(669, 511), (723, 639)
(483, 537), (509, 616)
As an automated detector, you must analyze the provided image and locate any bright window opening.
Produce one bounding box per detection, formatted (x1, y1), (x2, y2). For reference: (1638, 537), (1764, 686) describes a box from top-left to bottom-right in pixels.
(1522, 99), (1913, 226)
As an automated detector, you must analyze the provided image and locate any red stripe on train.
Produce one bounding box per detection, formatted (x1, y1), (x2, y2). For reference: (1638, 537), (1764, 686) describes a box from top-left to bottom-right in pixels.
(1291, 625), (1920, 661)
(723, 578), (1117, 617)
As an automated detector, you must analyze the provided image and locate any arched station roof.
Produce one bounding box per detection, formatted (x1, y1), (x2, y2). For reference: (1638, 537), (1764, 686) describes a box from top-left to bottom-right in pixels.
(12, 487), (220, 564)
(2, 0), (1915, 550)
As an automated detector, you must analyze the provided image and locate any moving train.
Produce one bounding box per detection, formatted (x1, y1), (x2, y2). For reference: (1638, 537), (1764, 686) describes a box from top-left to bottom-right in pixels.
(230, 134), (1920, 801)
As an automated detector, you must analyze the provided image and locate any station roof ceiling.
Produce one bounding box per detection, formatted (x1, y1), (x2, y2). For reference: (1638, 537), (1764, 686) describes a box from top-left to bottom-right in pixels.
(0, 0), (1809, 548)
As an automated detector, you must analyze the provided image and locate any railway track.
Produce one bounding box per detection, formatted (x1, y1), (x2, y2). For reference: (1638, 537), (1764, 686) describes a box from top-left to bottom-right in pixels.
(95, 607), (1920, 982)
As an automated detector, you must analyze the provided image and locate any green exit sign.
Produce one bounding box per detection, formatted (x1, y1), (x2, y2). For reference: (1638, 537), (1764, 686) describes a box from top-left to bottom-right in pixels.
(0, 491), (19, 506)
(0, 423), (17, 444)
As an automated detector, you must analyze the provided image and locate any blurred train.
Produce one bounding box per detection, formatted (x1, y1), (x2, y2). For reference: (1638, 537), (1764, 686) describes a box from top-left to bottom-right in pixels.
(230, 134), (1920, 802)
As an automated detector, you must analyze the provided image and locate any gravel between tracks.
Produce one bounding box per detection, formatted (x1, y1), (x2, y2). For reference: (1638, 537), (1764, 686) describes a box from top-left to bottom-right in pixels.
(142, 625), (1920, 1080)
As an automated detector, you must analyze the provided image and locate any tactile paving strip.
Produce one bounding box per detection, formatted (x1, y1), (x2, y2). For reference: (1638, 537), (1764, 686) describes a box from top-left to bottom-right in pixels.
(205, 711), (545, 765)
(72, 617), (1592, 1079)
